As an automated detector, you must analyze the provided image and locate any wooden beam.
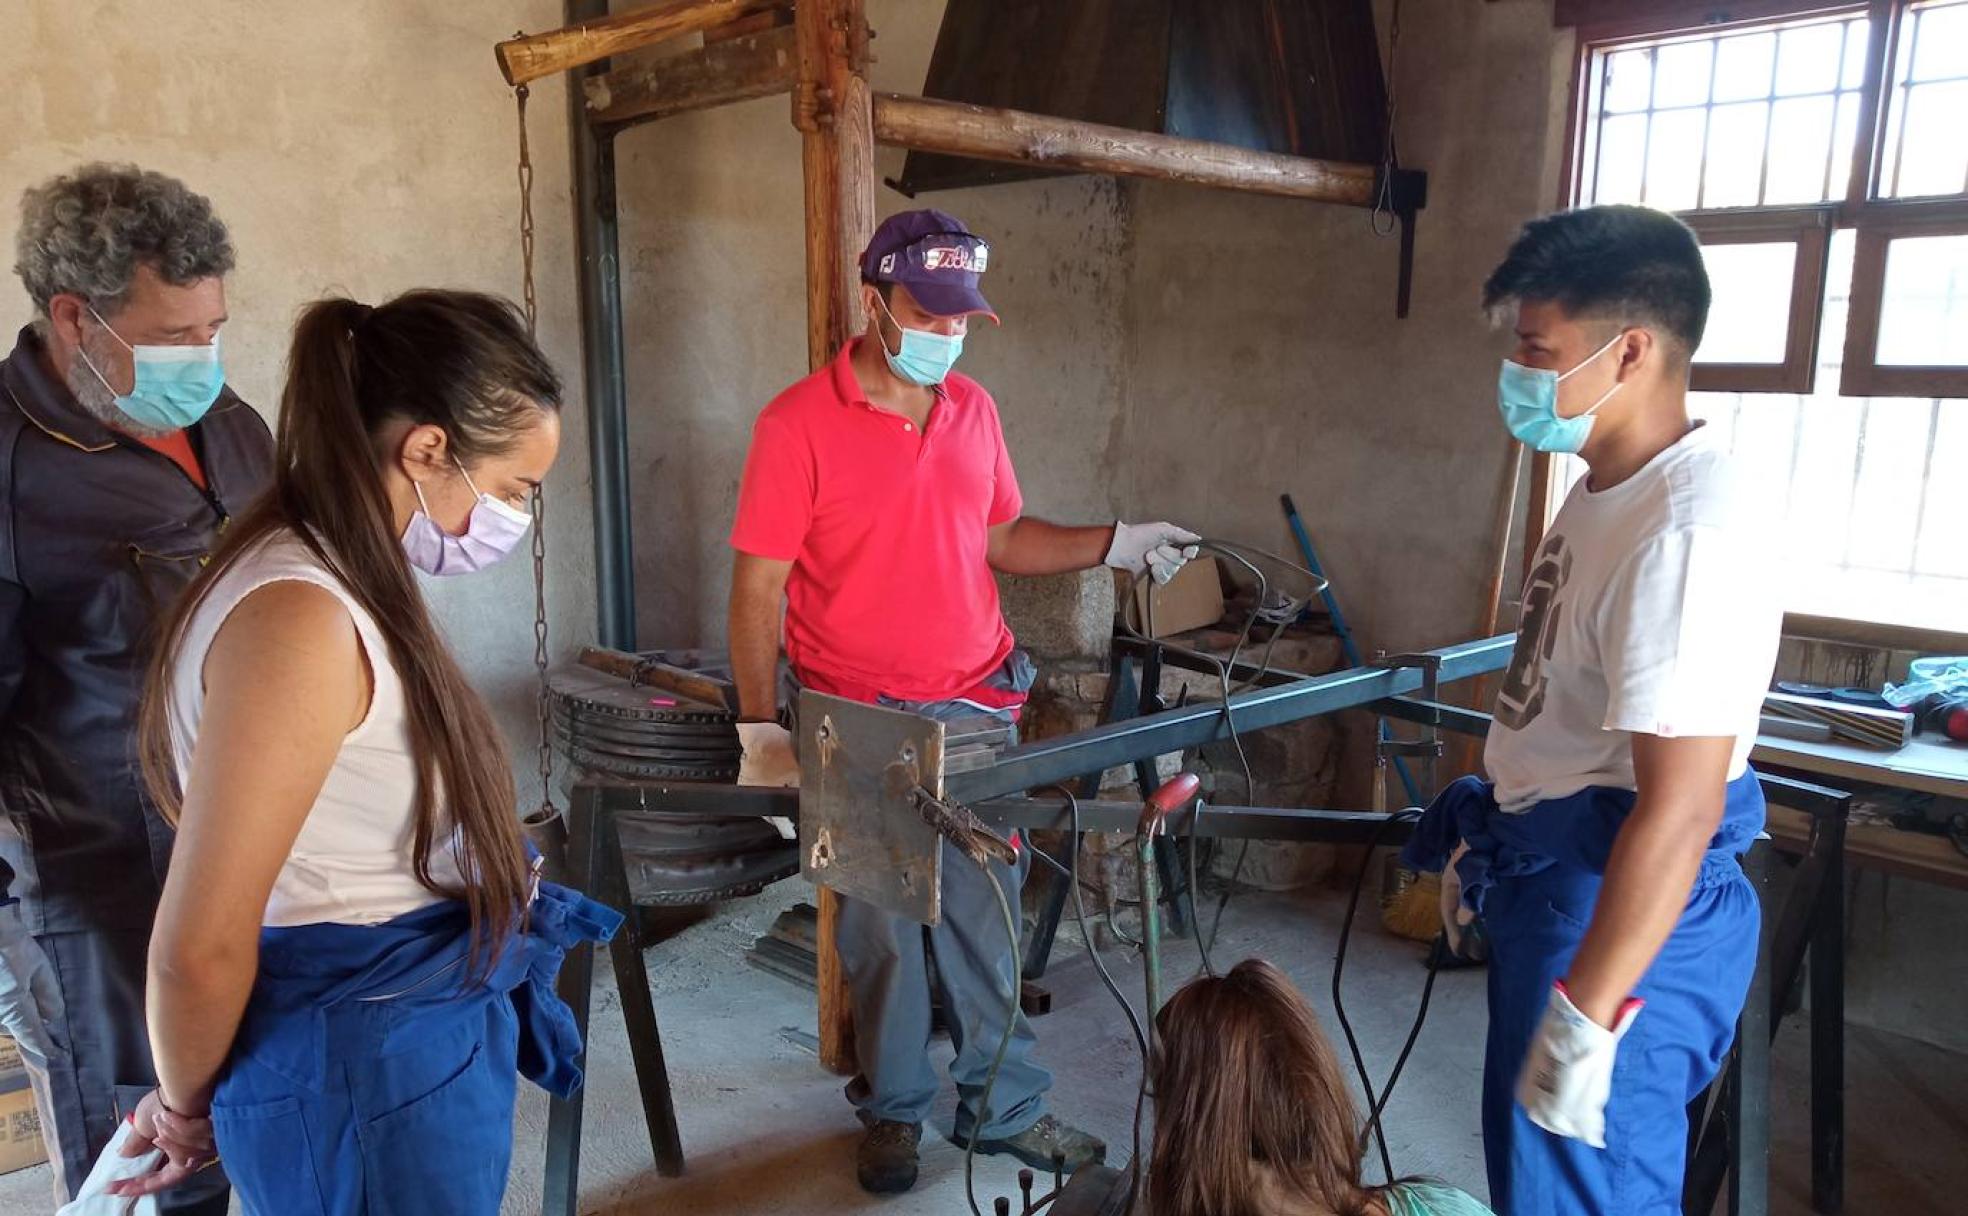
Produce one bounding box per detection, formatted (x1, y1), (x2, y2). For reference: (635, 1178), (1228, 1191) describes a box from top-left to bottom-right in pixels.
(585, 26), (797, 129)
(497, 0), (787, 87)
(870, 92), (1380, 208)
(795, 0), (874, 1076)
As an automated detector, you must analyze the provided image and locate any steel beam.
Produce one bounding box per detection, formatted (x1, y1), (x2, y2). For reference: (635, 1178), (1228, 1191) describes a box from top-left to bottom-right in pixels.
(945, 635), (1513, 803)
(567, 0), (637, 650)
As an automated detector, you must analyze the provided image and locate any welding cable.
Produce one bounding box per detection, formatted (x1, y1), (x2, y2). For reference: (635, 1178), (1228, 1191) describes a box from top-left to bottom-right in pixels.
(1329, 805), (1436, 1187)
(964, 842), (1026, 1216)
(1033, 785), (1154, 1211)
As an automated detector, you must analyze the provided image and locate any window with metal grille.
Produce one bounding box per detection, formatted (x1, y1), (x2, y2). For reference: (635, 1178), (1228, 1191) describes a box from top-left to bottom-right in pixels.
(1557, 0), (1968, 630)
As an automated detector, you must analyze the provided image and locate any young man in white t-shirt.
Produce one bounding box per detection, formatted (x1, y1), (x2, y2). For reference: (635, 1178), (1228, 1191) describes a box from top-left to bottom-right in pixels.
(1405, 205), (1783, 1215)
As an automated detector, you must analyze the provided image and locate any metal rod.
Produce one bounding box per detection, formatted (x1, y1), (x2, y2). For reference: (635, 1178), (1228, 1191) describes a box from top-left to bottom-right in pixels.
(568, 3), (638, 650)
(945, 636), (1513, 804)
(1138, 832), (1162, 1049)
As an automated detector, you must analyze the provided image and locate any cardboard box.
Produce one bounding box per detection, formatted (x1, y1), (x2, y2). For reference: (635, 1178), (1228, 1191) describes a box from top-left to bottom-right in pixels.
(0, 1034), (48, 1175)
(1127, 555), (1225, 638)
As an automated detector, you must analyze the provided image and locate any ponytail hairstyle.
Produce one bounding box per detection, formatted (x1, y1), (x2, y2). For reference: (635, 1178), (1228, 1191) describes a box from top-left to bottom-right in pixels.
(140, 289), (562, 969)
(1148, 959), (1390, 1216)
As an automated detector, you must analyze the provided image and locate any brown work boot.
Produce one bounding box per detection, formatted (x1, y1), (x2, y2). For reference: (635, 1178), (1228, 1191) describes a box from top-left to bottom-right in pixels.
(856, 1119), (922, 1194)
(962, 1113), (1107, 1172)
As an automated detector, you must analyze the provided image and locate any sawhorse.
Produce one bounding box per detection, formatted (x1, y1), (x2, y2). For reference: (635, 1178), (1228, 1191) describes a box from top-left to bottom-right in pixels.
(541, 781), (686, 1216)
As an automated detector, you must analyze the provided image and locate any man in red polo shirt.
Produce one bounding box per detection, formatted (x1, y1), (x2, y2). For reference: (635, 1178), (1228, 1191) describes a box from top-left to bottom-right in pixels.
(729, 209), (1198, 1194)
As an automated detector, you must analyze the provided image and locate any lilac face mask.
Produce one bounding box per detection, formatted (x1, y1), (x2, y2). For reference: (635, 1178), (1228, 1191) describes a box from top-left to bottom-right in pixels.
(401, 457), (532, 577)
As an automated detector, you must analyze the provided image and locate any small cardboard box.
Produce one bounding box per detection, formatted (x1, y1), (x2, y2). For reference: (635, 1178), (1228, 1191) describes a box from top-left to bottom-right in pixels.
(1128, 555), (1225, 638)
(0, 1034), (48, 1175)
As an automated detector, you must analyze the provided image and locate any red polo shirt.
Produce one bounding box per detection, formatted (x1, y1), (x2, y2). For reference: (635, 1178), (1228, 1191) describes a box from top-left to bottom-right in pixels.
(731, 339), (1023, 703)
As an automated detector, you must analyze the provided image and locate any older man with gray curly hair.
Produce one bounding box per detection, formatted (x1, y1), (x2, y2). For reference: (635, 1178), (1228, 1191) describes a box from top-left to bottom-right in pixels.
(2, 163), (270, 1212)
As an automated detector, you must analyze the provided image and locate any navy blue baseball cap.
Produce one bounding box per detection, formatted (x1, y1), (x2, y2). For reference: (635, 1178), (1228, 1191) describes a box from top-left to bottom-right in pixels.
(860, 209), (998, 321)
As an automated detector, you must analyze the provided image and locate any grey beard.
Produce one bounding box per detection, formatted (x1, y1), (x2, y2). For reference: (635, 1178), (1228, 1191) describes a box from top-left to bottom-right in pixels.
(63, 344), (172, 439)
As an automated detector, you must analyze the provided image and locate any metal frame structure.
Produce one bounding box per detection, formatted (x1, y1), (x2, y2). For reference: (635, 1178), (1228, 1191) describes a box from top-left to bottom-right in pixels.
(536, 628), (1854, 1216)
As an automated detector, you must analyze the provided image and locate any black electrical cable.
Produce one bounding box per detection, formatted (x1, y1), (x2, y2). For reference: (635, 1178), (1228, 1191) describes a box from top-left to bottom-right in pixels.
(1127, 540), (1325, 978)
(1030, 786), (1151, 1211)
(964, 842), (1026, 1216)
(1328, 806), (1446, 1188)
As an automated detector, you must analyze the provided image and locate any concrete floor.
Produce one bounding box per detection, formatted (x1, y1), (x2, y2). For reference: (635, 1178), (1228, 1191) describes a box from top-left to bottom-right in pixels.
(2, 882), (1962, 1214)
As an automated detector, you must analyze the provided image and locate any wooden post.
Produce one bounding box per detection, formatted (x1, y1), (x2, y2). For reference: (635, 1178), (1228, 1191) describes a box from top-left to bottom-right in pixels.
(498, 0), (788, 86)
(871, 92), (1380, 208)
(795, 0), (873, 1076)
(585, 25), (798, 129)
(1455, 439), (1525, 776)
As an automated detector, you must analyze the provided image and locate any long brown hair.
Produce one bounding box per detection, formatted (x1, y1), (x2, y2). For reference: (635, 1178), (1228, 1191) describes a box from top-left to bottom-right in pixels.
(1149, 959), (1387, 1216)
(139, 289), (562, 967)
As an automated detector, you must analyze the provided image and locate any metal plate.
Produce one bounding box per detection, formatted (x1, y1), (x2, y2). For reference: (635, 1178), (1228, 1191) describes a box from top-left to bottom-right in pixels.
(547, 667), (733, 723)
(798, 690), (945, 926)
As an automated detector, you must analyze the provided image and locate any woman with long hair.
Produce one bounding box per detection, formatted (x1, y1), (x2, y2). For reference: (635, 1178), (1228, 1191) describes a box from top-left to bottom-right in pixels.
(104, 290), (620, 1213)
(1149, 959), (1493, 1216)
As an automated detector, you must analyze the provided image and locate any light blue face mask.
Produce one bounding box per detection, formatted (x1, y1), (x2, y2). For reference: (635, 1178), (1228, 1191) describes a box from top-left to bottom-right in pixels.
(1496, 330), (1626, 454)
(80, 306), (226, 431)
(875, 295), (964, 386)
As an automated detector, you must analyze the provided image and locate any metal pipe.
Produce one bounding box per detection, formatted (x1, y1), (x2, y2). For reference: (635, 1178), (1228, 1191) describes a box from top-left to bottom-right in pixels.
(567, 0), (638, 650)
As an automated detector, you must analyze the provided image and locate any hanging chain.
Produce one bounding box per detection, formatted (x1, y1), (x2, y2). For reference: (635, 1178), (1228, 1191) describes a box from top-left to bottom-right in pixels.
(516, 81), (556, 822)
(1369, 0), (1404, 237)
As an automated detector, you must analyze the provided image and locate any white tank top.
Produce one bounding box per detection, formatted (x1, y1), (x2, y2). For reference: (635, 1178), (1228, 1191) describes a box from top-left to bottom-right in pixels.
(168, 529), (461, 927)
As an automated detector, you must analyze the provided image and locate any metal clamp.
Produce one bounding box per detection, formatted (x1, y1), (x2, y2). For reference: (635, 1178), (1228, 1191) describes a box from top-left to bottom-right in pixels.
(914, 788), (1019, 869)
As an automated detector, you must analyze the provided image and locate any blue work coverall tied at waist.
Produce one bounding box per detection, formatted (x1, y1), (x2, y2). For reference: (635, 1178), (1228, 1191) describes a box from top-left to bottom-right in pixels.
(1402, 774), (1765, 1216)
(209, 881), (622, 1216)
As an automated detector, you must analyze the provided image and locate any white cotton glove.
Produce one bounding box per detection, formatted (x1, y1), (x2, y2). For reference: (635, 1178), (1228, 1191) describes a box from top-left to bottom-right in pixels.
(0, 901), (63, 1067)
(59, 1117), (162, 1215)
(1516, 983), (1643, 1148)
(1438, 841), (1476, 956)
(736, 722), (800, 840)
(1105, 521), (1202, 585)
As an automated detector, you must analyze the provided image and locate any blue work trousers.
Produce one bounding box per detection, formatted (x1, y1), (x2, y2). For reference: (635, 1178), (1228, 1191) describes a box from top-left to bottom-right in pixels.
(214, 996), (519, 1216)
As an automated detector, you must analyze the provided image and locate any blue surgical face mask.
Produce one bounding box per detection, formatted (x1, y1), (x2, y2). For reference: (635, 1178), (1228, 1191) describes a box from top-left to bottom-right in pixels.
(874, 294), (963, 386)
(1496, 330), (1627, 454)
(80, 306), (226, 431)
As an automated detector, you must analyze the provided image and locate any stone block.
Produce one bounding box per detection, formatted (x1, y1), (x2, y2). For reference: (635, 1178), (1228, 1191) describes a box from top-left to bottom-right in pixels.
(998, 568), (1115, 662)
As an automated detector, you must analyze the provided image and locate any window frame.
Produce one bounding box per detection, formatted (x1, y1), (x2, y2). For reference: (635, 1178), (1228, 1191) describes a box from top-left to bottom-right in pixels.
(1559, 0), (1968, 397)
(1683, 207), (1835, 392)
(1841, 203), (1968, 395)
(1528, 0), (1968, 607)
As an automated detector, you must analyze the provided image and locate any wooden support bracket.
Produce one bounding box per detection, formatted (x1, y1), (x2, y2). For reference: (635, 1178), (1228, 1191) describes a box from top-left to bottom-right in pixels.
(497, 0), (790, 87)
(585, 25), (798, 129)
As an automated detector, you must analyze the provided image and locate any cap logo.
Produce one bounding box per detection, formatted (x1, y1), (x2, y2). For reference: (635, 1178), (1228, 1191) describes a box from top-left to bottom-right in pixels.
(922, 243), (987, 273)
(880, 252), (897, 274)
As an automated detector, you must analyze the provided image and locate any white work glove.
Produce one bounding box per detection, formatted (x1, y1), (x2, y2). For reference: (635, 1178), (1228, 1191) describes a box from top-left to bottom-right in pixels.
(1105, 521), (1202, 585)
(1516, 982), (1643, 1148)
(0, 901), (63, 1067)
(1438, 841), (1476, 956)
(736, 721), (799, 840)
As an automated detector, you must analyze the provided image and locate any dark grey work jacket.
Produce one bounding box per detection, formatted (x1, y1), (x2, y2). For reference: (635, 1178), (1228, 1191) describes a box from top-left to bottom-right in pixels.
(0, 325), (273, 933)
